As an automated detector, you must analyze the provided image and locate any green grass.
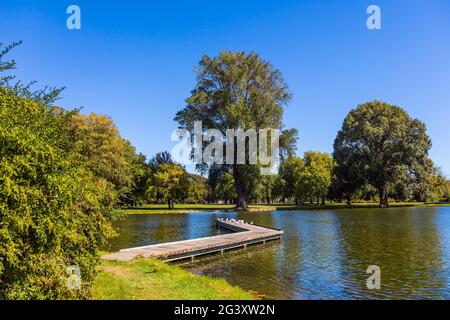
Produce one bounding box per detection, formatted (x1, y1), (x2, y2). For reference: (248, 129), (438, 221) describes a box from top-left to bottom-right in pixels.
(120, 202), (449, 214)
(92, 258), (254, 300)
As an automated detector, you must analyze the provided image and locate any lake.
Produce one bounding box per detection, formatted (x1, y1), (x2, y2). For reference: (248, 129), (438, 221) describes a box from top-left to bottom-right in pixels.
(107, 206), (450, 299)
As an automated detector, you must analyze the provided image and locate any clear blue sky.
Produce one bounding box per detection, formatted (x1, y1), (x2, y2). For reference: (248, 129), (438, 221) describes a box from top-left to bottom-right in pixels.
(1, 0), (449, 176)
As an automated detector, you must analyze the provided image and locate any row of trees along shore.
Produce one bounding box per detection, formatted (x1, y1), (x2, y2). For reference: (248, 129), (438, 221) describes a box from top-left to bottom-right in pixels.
(1, 42), (449, 299)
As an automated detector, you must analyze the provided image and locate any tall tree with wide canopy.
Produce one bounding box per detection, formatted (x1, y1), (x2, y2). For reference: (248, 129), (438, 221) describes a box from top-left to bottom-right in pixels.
(174, 51), (296, 208)
(333, 101), (433, 207)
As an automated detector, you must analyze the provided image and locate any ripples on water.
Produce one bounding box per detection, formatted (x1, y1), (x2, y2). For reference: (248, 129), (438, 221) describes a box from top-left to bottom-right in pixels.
(107, 206), (450, 299)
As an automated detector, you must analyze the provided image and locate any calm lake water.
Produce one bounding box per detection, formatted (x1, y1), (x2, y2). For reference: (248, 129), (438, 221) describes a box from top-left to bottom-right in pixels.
(107, 207), (450, 299)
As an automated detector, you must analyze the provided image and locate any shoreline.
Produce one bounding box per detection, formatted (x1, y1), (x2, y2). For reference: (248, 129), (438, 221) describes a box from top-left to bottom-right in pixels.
(120, 202), (450, 215)
(101, 204), (449, 300)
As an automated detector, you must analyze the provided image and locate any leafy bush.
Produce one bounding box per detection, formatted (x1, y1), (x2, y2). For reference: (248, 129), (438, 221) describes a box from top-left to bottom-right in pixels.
(0, 88), (118, 299)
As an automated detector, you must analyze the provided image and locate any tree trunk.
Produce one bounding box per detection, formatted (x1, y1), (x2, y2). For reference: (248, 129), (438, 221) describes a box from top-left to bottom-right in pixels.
(167, 199), (171, 209)
(316, 196), (320, 206)
(321, 197), (326, 205)
(346, 194), (352, 206)
(379, 187), (389, 208)
(233, 166), (248, 209)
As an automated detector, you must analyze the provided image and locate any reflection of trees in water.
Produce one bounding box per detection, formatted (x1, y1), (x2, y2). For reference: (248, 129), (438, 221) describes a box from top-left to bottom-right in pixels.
(105, 217), (134, 251)
(335, 207), (446, 299)
(276, 212), (345, 299)
(108, 214), (187, 251)
(178, 212), (287, 299)
(108, 208), (449, 299)
(179, 240), (284, 299)
(147, 216), (184, 244)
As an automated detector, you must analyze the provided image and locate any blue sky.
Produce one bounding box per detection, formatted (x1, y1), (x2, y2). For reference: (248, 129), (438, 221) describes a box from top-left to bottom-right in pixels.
(1, 0), (449, 176)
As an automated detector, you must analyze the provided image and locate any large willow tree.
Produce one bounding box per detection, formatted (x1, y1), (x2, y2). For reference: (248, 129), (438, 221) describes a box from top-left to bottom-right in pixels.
(175, 51), (296, 208)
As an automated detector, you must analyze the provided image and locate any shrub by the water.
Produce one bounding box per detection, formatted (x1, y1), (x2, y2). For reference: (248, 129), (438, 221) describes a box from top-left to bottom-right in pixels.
(0, 88), (119, 299)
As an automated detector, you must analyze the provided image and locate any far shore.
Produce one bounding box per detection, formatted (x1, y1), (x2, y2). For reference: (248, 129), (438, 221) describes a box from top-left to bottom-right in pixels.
(120, 202), (450, 215)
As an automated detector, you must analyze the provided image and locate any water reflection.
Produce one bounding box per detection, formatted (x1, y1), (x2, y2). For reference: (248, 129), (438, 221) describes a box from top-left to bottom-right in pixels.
(335, 207), (448, 299)
(107, 207), (450, 299)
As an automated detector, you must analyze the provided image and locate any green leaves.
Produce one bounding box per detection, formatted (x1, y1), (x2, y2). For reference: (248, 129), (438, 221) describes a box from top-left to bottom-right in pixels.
(278, 152), (333, 203)
(149, 163), (207, 208)
(333, 100), (434, 206)
(175, 51), (296, 207)
(0, 88), (119, 299)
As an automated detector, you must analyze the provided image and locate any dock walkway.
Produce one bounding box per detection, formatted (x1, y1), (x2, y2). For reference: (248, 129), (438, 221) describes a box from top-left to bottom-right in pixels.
(103, 219), (283, 262)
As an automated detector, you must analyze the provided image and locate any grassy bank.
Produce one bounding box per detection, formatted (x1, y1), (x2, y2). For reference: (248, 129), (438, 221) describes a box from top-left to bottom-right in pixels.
(93, 258), (254, 300)
(121, 202), (449, 214)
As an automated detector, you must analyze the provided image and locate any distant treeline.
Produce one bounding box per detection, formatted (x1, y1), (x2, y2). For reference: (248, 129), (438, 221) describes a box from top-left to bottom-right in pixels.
(132, 147), (449, 209)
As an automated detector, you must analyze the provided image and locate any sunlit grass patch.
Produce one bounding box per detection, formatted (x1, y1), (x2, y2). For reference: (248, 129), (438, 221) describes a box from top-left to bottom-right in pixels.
(93, 258), (254, 300)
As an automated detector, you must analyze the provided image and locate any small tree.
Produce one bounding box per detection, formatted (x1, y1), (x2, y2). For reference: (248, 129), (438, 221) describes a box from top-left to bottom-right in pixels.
(121, 152), (151, 206)
(216, 172), (236, 204)
(279, 156), (306, 205)
(149, 163), (189, 209)
(186, 174), (208, 204)
(303, 152), (333, 205)
(444, 180), (450, 202)
(258, 175), (278, 204)
(149, 151), (174, 172)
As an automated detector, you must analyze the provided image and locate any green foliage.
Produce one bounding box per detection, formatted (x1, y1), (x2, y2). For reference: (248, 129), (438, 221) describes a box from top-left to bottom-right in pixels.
(422, 173), (447, 203)
(147, 162), (208, 207)
(278, 152), (333, 204)
(216, 173), (237, 203)
(279, 128), (299, 161)
(148, 163), (190, 208)
(71, 113), (134, 195)
(121, 152), (151, 206)
(186, 174), (208, 204)
(302, 152), (333, 204)
(279, 156), (305, 202)
(174, 51), (296, 208)
(444, 181), (450, 202)
(0, 41), (20, 85)
(206, 166), (236, 203)
(149, 151), (174, 172)
(333, 101), (433, 207)
(257, 175), (279, 204)
(0, 88), (118, 299)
